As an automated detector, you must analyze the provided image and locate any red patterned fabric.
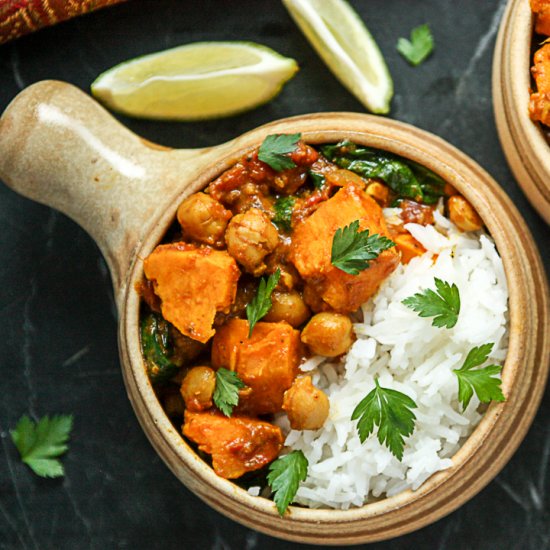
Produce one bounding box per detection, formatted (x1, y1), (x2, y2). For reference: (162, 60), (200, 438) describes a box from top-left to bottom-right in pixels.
(0, 0), (128, 45)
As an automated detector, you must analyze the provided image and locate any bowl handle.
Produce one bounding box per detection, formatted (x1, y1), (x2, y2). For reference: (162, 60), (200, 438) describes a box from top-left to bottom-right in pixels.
(0, 80), (221, 304)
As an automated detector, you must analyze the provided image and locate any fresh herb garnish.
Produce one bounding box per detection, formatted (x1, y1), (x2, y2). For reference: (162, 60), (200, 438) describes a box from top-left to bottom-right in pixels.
(402, 278), (461, 329)
(397, 24), (434, 66)
(246, 268), (281, 336)
(11, 414), (73, 478)
(309, 170), (326, 190)
(351, 379), (417, 461)
(273, 196), (296, 231)
(331, 220), (395, 275)
(258, 133), (301, 171)
(213, 368), (246, 417)
(453, 344), (505, 410)
(321, 140), (445, 204)
(267, 450), (308, 516)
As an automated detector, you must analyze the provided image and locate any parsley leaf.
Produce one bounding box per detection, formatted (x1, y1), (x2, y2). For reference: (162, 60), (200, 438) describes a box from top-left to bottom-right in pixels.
(213, 368), (246, 417)
(10, 414), (73, 478)
(309, 170), (326, 190)
(331, 220), (395, 275)
(246, 268), (281, 337)
(258, 133), (301, 171)
(402, 278), (461, 329)
(453, 344), (505, 410)
(351, 379), (417, 461)
(273, 196), (296, 232)
(267, 450), (308, 516)
(397, 24), (434, 66)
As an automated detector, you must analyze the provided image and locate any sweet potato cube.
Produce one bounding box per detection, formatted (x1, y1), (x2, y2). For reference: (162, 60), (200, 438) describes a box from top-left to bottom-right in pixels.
(143, 243), (240, 343)
(531, 0), (550, 35)
(530, 44), (550, 126)
(212, 319), (301, 415)
(183, 410), (283, 479)
(394, 233), (426, 264)
(289, 182), (399, 312)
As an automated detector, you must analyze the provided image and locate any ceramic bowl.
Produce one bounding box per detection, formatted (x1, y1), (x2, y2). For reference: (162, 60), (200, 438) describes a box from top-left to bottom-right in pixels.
(0, 80), (548, 544)
(493, 0), (550, 223)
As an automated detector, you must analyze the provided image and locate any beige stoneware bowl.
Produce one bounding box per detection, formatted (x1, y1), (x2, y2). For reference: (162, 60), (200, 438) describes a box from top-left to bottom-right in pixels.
(493, 0), (550, 223)
(0, 80), (548, 544)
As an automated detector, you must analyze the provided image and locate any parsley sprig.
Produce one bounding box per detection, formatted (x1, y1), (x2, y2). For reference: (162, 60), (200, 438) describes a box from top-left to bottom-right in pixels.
(258, 133), (301, 171)
(453, 344), (505, 410)
(267, 450), (308, 516)
(397, 24), (434, 66)
(402, 278), (461, 329)
(11, 414), (73, 478)
(246, 268), (281, 337)
(352, 379), (417, 461)
(273, 196), (296, 232)
(213, 368), (246, 417)
(331, 220), (395, 275)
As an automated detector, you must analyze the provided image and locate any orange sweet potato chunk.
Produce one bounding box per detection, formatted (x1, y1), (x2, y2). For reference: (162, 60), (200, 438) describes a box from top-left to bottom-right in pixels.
(289, 182), (400, 312)
(143, 243), (240, 343)
(212, 319), (301, 415)
(394, 233), (426, 264)
(530, 43), (550, 126)
(531, 0), (550, 35)
(183, 410), (283, 479)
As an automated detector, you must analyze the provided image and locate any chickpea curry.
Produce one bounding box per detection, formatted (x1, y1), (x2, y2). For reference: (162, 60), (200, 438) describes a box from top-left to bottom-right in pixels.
(137, 134), (483, 484)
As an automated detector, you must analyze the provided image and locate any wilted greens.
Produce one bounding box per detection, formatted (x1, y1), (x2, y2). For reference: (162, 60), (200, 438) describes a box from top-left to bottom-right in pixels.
(321, 140), (446, 204)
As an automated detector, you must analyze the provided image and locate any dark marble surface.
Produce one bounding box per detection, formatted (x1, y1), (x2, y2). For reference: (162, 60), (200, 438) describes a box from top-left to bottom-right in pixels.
(0, 0), (549, 548)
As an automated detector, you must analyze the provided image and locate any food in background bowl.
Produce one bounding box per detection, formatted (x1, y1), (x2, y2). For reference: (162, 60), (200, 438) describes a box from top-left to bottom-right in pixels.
(529, 0), (550, 128)
(137, 134), (508, 513)
(492, 0), (550, 222)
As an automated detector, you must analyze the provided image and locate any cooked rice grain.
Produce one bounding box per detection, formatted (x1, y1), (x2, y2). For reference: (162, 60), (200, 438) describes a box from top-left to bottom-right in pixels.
(280, 212), (508, 509)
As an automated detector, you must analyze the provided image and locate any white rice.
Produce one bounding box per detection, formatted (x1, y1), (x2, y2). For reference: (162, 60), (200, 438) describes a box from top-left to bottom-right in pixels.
(281, 210), (509, 509)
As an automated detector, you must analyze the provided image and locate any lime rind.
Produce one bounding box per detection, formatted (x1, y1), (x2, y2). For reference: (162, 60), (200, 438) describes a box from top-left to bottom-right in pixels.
(283, 0), (393, 114)
(91, 41), (299, 121)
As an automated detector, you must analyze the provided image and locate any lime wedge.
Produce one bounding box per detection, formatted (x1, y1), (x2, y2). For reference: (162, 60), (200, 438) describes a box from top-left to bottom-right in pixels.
(283, 0), (393, 114)
(91, 42), (298, 120)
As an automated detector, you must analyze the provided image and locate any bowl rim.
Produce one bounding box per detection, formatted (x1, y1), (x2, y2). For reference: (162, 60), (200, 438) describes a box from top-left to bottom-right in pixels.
(118, 113), (548, 543)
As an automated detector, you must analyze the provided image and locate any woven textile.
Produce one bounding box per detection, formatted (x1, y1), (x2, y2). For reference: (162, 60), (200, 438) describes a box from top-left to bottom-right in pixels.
(0, 0), (127, 44)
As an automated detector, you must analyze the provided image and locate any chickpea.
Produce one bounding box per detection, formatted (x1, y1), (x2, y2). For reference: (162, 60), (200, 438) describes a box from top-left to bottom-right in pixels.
(169, 326), (205, 367)
(263, 290), (311, 327)
(177, 193), (232, 247)
(301, 312), (355, 357)
(302, 282), (329, 313)
(180, 366), (216, 412)
(448, 195), (483, 232)
(264, 242), (301, 290)
(276, 266), (299, 291)
(225, 208), (279, 276)
(366, 181), (390, 207)
(163, 392), (185, 417)
(282, 376), (330, 430)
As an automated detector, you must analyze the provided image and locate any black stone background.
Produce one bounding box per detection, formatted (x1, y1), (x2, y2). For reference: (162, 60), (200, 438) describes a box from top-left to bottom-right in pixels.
(0, 1), (549, 549)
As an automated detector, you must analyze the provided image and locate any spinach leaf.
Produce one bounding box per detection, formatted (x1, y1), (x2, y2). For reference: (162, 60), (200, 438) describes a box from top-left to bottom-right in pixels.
(141, 312), (179, 384)
(309, 170), (326, 190)
(320, 140), (445, 204)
